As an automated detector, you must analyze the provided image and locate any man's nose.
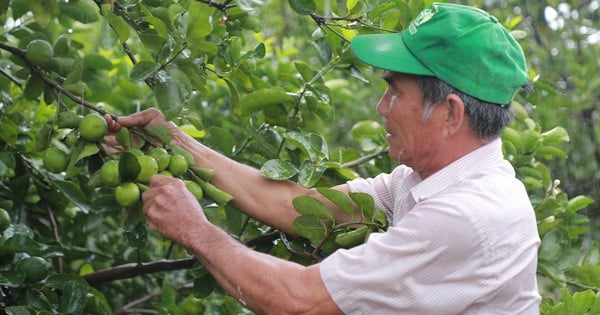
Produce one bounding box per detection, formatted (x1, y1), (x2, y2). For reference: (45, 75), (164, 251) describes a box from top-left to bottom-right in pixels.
(376, 91), (391, 117)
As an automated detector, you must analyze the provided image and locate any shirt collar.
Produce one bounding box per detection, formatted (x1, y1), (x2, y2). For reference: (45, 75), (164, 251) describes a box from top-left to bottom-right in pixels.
(410, 138), (505, 202)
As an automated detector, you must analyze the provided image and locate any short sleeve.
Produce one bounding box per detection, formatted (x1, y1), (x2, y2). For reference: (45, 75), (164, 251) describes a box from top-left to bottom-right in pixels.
(347, 166), (416, 224)
(319, 203), (493, 314)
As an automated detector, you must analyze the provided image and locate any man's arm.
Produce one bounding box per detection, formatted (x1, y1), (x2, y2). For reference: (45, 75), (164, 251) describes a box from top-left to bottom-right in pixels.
(143, 175), (343, 315)
(107, 108), (355, 234)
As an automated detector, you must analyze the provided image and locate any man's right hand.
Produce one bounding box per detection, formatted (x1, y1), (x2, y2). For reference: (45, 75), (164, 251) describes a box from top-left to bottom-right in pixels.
(105, 108), (177, 134)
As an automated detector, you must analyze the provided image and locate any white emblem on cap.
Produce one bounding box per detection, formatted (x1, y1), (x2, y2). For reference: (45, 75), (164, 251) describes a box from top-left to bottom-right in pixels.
(408, 4), (438, 35)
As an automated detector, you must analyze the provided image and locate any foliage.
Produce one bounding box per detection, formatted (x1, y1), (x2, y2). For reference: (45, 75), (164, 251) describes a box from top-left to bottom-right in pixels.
(0, 0), (597, 314)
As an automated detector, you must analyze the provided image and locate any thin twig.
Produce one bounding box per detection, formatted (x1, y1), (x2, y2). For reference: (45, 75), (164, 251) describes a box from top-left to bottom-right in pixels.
(0, 66), (22, 88)
(114, 282), (194, 315)
(342, 149), (389, 168)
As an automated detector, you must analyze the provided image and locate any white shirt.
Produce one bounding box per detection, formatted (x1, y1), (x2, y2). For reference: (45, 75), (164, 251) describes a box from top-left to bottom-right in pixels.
(320, 138), (541, 314)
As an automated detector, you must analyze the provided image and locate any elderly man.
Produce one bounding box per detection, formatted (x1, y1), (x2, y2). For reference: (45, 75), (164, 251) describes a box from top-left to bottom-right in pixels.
(107, 2), (541, 314)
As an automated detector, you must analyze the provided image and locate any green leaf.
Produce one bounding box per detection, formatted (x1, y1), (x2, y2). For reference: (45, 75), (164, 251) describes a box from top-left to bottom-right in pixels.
(53, 180), (90, 212)
(130, 60), (159, 81)
(0, 115), (19, 145)
(223, 77), (241, 116)
(569, 265), (600, 288)
(297, 161), (327, 187)
(287, 0), (316, 15)
(239, 86), (293, 116)
(115, 127), (131, 149)
(349, 192), (375, 218)
(83, 54), (113, 70)
(119, 151), (141, 182)
(59, 280), (89, 314)
(4, 306), (34, 315)
(196, 179), (233, 206)
(23, 74), (45, 100)
(101, 4), (130, 42)
(284, 131), (318, 162)
(542, 126), (570, 145)
(143, 16), (169, 39)
(187, 1), (212, 38)
(316, 187), (354, 216)
(292, 215), (327, 241)
(74, 143), (100, 163)
(161, 278), (177, 305)
(86, 288), (113, 315)
(155, 76), (183, 120)
(346, 0), (358, 12)
(125, 221), (147, 249)
(292, 195), (334, 222)
(60, 0), (99, 24)
(193, 273), (216, 298)
(146, 125), (172, 145)
(206, 127), (235, 156)
(566, 195), (594, 214)
(261, 159), (298, 180)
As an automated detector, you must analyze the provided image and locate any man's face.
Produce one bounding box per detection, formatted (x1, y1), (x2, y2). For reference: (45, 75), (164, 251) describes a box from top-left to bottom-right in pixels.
(377, 73), (442, 173)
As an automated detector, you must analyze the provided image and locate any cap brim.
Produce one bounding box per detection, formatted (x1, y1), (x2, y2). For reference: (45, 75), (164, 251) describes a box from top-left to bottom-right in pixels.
(350, 33), (434, 76)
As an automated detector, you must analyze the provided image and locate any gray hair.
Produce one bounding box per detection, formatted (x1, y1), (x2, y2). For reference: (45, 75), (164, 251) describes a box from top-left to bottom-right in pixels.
(414, 75), (515, 139)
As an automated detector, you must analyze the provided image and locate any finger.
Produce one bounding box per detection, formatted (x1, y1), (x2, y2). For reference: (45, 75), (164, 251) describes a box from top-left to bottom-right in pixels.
(116, 108), (165, 129)
(149, 174), (182, 187)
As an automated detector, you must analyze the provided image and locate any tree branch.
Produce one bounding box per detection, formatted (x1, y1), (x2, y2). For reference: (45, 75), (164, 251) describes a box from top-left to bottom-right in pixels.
(342, 149), (389, 168)
(83, 258), (197, 286)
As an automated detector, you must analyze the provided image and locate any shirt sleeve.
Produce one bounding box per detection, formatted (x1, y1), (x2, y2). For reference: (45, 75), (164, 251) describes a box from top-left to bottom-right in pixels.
(319, 200), (494, 315)
(347, 166), (413, 223)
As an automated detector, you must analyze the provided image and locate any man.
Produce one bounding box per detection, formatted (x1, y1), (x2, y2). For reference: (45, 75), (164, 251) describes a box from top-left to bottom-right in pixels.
(107, 2), (541, 314)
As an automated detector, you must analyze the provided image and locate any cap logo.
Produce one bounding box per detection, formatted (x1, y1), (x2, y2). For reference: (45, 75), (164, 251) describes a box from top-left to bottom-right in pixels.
(408, 4), (438, 35)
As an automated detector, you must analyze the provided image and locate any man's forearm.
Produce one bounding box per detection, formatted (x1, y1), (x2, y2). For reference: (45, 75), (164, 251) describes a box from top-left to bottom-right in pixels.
(185, 223), (341, 315)
(172, 131), (306, 234)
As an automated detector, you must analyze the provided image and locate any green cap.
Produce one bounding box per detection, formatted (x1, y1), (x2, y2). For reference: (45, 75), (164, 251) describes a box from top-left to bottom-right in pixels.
(350, 2), (528, 105)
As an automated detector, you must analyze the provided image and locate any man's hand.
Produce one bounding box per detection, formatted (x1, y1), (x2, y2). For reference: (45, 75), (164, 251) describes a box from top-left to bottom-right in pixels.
(105, 108), (175, 133)
(142, 174), (208, 247)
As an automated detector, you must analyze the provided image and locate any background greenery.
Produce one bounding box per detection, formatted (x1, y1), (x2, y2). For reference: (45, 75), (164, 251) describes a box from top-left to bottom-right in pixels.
(0, 0), (598, 314)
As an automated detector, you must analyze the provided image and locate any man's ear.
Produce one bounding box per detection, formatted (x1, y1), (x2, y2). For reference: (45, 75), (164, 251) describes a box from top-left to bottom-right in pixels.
(441, 93), (466, 137)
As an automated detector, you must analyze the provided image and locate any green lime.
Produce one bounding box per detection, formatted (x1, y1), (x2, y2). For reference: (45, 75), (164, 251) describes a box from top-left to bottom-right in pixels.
(185, 180), (203, 200)
(168, 154), (188, 177)
(136, 155), (158, 183)
(43, 147), (69, 173)
(26, 39), (54, 65)
(79, 113), (108, 142)
(149, 147), (171, 171)
(17, 256), (51, 283)
(100, 160), (120, 187)
(115, 182), (140, 207)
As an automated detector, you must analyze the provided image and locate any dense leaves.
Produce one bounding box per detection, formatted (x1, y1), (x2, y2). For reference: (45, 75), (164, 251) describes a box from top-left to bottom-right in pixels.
(0, 0), (597, 314)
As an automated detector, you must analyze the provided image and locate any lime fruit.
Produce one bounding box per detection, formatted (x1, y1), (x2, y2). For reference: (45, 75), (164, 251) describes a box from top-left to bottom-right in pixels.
(168, 154), (188, 177)
(136, 155), (158, 183)
(100, 160), (120, 187)
(115, 182), (140, 207)
(17, 256), (51, 283)
(26, 39), (54, 66)
(43, 147), (69, 173)
(149, 147), (171, 171)
(79, 113), (108, 142)
(185, 180), (203, 200)
(0, 208), (10, 232)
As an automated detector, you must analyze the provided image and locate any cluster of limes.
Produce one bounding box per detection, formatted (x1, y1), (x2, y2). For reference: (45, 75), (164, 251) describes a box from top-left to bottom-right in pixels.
(42, 110), (206, 208)
(100, 147), (203, 207)
(42, 112), (108, 174)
